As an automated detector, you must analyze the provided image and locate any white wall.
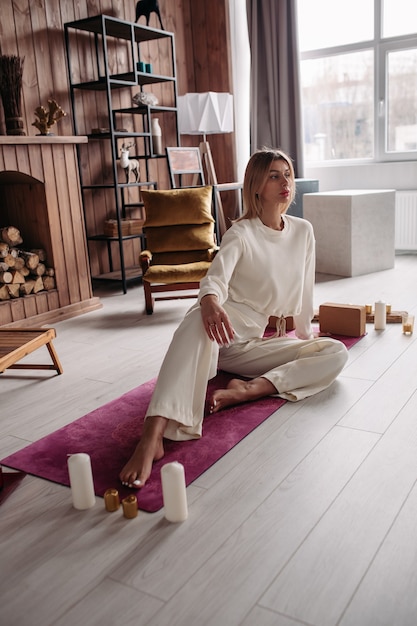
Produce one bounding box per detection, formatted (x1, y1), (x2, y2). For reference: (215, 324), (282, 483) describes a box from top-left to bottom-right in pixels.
(305, 160), (417, 192)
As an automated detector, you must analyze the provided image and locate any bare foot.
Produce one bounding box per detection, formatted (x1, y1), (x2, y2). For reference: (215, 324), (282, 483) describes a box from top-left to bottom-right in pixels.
(210, 377), (276, 413)
(119, 415), (167, 488)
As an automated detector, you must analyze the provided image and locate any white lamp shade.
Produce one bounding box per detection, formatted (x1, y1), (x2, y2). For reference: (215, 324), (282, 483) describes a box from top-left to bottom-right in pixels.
(178, 92), (234, 135)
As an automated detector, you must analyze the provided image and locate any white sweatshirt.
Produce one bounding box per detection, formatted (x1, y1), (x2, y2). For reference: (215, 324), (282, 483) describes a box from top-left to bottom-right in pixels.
(198, 215), (315, 340)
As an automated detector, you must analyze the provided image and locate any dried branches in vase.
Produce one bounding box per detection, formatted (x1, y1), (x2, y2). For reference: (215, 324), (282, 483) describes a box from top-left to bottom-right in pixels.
(0, 54), (25, 136)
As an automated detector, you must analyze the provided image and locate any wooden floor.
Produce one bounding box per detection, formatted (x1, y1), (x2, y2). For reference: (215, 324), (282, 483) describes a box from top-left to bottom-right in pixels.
(2, 254), (417, 626)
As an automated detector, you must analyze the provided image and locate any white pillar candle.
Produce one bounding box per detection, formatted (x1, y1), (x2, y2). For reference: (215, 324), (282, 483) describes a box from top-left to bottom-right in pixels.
(161, 461), (188, 522)
(67, 453), (96, 510)
(374, 301), (386, 330)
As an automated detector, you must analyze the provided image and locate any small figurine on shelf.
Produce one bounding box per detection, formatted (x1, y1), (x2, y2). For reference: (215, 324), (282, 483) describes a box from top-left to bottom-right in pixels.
(120, 142), (141, 184)
(32, 99), (67, 135)
(132, 91), (158, 107)
(135, 0), (164, 29)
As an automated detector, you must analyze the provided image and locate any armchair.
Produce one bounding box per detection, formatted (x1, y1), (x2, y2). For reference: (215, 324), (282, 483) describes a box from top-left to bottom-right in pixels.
(140, 186), (218, 314)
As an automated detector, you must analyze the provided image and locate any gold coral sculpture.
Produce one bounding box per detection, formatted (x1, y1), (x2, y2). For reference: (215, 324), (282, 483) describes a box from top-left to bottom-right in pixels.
(32, 99), (67, 135)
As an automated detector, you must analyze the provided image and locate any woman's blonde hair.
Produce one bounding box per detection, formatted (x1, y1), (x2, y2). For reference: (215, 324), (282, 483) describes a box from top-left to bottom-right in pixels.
(239, 147), (296, 220)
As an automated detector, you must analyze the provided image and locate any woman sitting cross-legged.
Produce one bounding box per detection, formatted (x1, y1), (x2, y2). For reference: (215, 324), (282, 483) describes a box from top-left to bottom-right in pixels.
(120, 147), (349, 488)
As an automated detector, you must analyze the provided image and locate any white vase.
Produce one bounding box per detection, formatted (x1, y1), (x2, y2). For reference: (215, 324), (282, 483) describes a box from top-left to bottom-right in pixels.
(151, 117), (162, 155)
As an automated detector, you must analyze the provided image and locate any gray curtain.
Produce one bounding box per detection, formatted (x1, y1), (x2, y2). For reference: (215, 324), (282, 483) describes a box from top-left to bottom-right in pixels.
(246, 0), (304, 177)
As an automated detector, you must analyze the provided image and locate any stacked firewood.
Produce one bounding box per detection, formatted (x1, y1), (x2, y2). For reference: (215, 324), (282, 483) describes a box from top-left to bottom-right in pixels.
(0, 226), (56, 301)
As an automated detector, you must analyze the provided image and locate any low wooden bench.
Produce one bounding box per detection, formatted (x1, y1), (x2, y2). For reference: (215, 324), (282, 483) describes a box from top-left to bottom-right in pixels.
(0, 328), (63, 375)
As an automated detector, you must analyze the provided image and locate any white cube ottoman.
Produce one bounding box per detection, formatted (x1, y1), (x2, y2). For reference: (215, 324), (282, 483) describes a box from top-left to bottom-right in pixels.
(303, 189), (396, 276)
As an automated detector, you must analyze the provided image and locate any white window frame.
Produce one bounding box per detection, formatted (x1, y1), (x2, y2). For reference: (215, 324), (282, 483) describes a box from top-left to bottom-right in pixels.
(300, 1), (417, 164)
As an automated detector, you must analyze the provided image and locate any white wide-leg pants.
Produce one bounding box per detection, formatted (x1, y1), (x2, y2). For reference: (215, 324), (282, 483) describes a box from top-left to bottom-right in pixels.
(145, 303), (349, 441)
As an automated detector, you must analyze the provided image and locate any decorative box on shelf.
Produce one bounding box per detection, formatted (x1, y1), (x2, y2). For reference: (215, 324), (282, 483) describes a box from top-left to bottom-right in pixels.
(103, 219), (144, 237)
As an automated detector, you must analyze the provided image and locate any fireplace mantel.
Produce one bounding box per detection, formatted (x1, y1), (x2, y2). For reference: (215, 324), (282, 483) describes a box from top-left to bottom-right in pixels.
(0, 136), (101, 327)
(0, 136), (88, 145)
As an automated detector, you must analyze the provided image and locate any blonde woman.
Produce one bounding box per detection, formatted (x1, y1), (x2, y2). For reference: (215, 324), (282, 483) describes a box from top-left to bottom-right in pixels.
(120, 148), (348, 488)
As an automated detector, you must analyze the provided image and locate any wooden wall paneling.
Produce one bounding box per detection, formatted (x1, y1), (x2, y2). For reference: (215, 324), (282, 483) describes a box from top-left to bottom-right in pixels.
(97, 0), (135, 254)
(0, 305), (13, 326)
(123, 239), (141, 272)
(0, 1), (18, 53)
(13, 0), (38, 138)
(168, 2), (193, 96)
(79, 139), (107, 276)
(46, 289), (60, 313)
(10, 297), (25, 322)
(96, 1), (111, 18)
(210, 3), (233, 91)
(98, 149), (117, 274)
(73, 19), (120, 274)
(39, 143), (71, 308)
(63, 142), (92, 303)
(59, 0), (76, 32)
(64, 146), (95, 302)
(22, 294), (39, 320)
(28, 184), (53, 254)
(82, 190), (99, 277)
(189, 3), (211, 90)
(64, 2), (103, 185)
(66, 8), (114, 276)
(28, 1), (52, 131)
(25, 183), (53, 256)
(188, 1), (237, 219)
(52, 144), (83, 304)
(34, 290), (49, 315)
(43, 2), (73, 137)
(148, 35), (177, 189)
(86, 1), (103, 20)
(1, 145), (18, 171)
(14, 141), (31, 175)
(28, 144), (45, 183)
(109, 0), (130, 21)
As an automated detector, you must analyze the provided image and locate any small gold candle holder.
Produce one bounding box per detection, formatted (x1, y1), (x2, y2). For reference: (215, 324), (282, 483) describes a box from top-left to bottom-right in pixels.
(386, 304), (392, 315)
(122, 494), (138, 519)
(402, 314), (414, 335)
(104, 488), (120, 512)
(365, 304), (372, 315)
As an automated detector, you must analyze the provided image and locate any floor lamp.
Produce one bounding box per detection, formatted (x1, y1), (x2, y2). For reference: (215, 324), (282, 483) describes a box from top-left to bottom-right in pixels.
(177, 92), (235, 235)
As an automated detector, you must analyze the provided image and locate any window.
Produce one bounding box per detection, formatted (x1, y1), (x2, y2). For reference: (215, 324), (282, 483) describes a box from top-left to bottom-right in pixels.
(297, 0), (417, 163)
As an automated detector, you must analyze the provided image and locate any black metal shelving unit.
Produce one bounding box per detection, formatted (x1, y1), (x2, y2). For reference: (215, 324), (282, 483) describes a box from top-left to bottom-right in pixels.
(64, 14), (179, 293)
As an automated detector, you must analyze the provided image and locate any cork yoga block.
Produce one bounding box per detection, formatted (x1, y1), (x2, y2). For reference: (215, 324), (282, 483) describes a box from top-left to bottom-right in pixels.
(319, 303), (366, 337)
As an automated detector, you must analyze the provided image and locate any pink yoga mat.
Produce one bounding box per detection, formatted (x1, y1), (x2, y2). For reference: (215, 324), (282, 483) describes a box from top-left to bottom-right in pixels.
(1, 335), (361, 512)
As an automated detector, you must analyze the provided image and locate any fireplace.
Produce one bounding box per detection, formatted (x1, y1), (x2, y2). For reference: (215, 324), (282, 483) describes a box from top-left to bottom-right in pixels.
(0, 137), (101, 327)
(0, 171), (54, 259)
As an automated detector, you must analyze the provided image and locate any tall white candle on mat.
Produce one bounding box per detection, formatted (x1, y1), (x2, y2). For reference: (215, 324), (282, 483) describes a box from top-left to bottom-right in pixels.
(161, 461), (188, 522)
(374, 300), (386, 330)
(67, 453), (96, 510)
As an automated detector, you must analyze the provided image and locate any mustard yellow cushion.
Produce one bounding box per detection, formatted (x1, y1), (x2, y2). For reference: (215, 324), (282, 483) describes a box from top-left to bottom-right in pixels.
(143, 261), (211, 284)
(142, 187), (214, 227)
(144, 249), (217, 265)
(145, 222), (215, 252)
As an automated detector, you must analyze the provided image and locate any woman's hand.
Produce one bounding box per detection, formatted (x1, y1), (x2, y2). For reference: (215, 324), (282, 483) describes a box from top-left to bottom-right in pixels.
(200, 294), (235, 345)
